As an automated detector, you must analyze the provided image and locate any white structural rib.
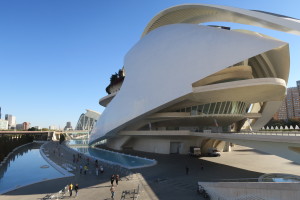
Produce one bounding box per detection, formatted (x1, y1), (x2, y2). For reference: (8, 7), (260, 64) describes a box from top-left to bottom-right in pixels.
(142, 4), (300, 37)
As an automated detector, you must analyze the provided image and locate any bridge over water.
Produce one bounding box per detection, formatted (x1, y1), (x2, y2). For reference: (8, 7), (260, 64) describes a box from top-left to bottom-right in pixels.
(0, 131), (53, 140)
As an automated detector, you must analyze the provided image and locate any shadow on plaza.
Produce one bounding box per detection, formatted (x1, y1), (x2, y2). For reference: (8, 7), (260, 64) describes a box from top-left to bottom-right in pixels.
(4, 150), (264, 198)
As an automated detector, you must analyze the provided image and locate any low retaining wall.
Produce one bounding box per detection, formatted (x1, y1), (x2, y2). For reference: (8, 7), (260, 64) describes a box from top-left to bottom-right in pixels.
(198, 182), (300, 200)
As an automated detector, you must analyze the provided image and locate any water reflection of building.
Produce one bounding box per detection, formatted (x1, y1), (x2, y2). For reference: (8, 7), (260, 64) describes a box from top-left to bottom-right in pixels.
(75, 109), (100, 131)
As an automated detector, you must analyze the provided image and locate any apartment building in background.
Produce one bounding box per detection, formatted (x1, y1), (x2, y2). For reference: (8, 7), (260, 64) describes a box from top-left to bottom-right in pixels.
(274, 80), (300, 120)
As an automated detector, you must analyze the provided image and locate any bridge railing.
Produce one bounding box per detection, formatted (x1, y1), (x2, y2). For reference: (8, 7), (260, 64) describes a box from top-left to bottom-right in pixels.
(226, 131), (300, 136)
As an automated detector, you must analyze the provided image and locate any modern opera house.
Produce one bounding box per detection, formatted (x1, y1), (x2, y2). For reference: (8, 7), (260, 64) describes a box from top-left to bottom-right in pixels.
(89, 4), (300, 154)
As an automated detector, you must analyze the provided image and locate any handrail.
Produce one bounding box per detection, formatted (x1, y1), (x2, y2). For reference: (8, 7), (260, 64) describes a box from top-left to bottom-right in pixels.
(231, 131), (300, 136)
(42, 184), (69, 199)
(200, 177), (300, 182)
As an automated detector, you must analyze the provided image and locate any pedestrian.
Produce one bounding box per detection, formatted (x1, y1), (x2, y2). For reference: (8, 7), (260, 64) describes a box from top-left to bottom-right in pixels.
(115, 174), (119, 185)
(110, 174), (115, 186)
(69, 183), (73, 197)
(95, 159), (98, 167)
(79, 165), (83, 174)
(110, 186), (115, 199)
(74, 184), (79, 197)
(185, 166), (189, 175)
(96, 165), (99, 176)
(84, 165), (88, 175)
(100, 165), (104, 174)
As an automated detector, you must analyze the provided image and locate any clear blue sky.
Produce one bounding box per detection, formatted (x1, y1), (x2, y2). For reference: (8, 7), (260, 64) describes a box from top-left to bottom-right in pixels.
(0, 0), (299, 129)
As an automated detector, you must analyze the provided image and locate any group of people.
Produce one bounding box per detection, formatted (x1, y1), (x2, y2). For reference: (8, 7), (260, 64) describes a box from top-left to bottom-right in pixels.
(77, 156), (104, 176)
(110, 174), (120, 186)
(110, 174), (119, 199)
(68, 183), (79, 197)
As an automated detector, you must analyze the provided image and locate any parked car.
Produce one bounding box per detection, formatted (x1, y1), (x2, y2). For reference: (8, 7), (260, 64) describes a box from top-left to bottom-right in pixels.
(207, 148), (221, 157)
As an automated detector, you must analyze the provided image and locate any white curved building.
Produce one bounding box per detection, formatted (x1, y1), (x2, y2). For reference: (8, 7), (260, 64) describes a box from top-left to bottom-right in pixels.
(90, 4), (300, 154)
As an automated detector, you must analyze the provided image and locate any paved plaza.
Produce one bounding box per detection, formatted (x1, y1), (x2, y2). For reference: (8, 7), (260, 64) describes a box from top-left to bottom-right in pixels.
(1, 142), (300, 200)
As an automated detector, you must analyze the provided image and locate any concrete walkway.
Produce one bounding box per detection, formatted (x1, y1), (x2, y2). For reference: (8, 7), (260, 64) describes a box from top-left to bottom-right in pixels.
(1, 141), (154, 200)
(1, 142), (300, 200)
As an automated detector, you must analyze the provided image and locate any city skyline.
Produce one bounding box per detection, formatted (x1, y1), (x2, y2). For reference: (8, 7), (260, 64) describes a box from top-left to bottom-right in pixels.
(1, 0), (299, 128)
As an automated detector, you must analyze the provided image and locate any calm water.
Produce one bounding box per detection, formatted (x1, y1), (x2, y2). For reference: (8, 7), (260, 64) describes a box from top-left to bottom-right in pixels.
(272, 178), (300, 182)
(68, 140), (155, 169)
(0, 143), (65, 194)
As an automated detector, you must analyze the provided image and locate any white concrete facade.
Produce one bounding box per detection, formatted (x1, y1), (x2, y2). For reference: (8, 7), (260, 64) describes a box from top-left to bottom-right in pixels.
(90, 4), (300, 155)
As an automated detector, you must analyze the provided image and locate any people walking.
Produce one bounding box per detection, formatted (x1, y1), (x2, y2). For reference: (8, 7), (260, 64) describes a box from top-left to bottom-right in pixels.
(110, 186), (115, 199)
(74, 184), (79, 197)
(110, 175), (115, 186)
(84, 165), (88, 175)
(79, 165), (83, 174)
(100, 165), (104, 174)
(69, 183), (73, 197)
(96, 165), (99, 176)
(115, 174), (119, 185)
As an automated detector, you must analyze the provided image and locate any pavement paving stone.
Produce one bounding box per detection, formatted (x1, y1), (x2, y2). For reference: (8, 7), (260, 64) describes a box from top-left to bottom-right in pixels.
(1, 143), (300, 200)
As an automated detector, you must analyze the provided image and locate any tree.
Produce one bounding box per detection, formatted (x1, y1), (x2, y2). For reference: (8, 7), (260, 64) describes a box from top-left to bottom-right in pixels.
(28, 127), (38, 131)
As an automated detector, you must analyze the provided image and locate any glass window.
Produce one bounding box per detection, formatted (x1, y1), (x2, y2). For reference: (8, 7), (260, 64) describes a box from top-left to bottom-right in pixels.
(186, 107), (191, 113)
(197, 105), (203, 114)
(231, 102), (238, 114)
(207, 103), (214, 114)
(216, 102), (222, 114)
(202, 104), (209, 114)
(221, 101), (227, 114)
(224, 102), (231, 114)
(191, 106), (197, 115)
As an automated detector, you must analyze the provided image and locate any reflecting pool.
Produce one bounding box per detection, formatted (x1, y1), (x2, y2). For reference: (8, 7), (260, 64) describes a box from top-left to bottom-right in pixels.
(0, 143), (65, 194)
(259, 173), (300, 183)
(67, 140), (156, 169)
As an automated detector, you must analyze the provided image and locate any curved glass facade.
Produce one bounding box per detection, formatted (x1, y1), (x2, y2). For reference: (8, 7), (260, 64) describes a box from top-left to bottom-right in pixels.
(176, 101), (248, 115)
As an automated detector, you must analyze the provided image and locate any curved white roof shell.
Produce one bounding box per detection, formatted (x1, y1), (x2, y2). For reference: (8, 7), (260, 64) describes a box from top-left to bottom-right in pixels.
(142, 4), (300, 37)
(90, 4), (300, 145)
